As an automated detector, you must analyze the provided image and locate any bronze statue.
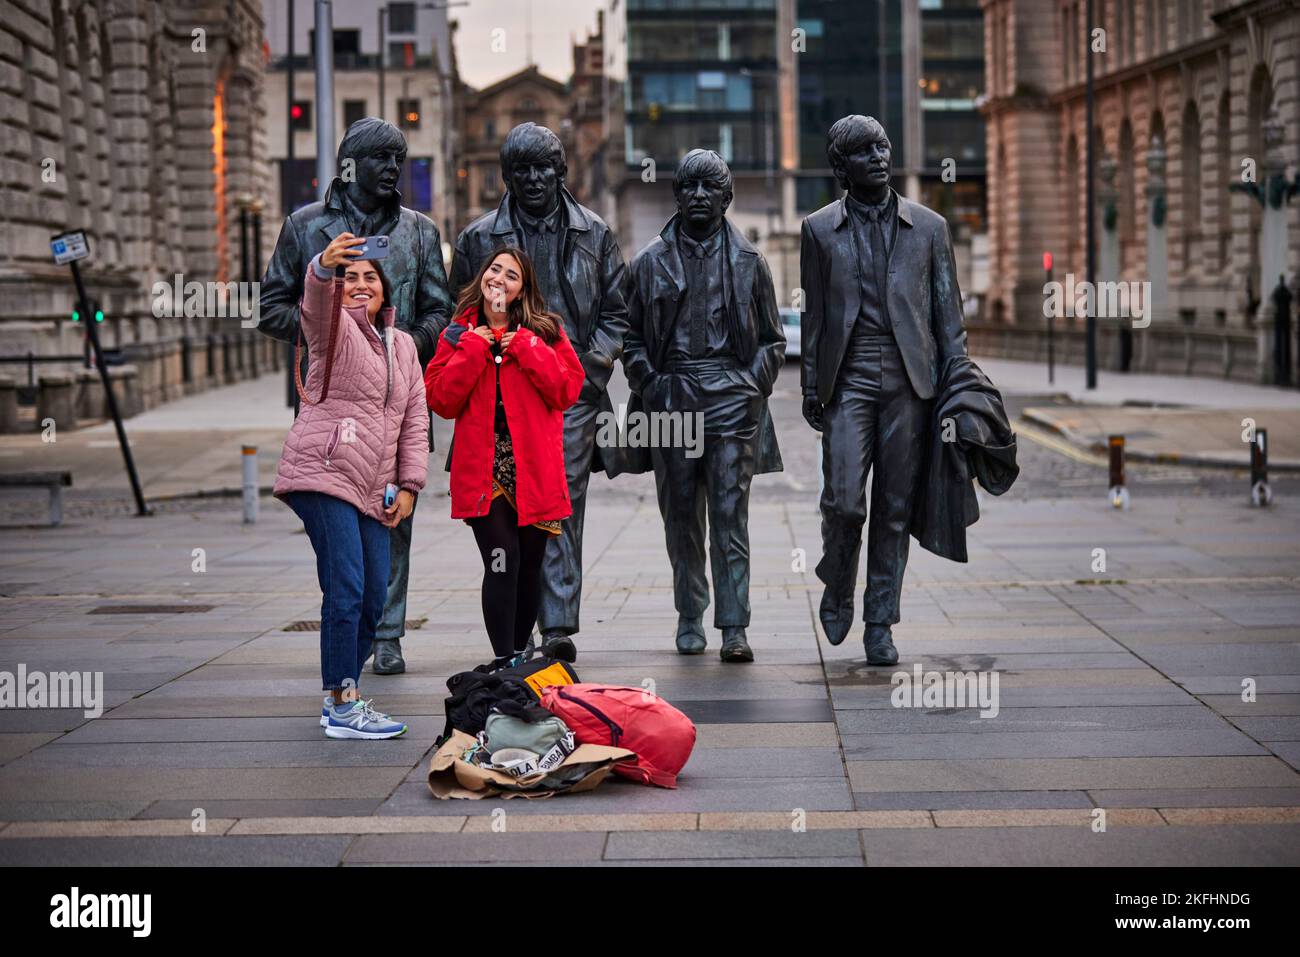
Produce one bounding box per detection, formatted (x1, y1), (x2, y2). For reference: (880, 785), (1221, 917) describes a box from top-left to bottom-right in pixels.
(800, 115), (971, 665)
(258, 117), (454, 675)
(623, 149), (785, 662)
(449, 122), (629, 663)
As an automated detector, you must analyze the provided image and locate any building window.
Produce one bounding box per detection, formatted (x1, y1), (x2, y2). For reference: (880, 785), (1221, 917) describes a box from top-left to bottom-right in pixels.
(291, 99), (312, 131)
(388, 2), (416, 34)
(343, 99), (366, 129)
(1181, 101), (1201, 272)
(398, 98), (421, 130)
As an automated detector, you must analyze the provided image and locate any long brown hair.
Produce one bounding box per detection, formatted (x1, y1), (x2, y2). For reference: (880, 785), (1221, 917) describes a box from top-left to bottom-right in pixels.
(453, 246), (562, 344)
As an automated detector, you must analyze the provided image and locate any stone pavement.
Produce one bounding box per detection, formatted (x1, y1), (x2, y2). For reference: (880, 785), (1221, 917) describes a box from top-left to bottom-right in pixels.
(0, 363), (1297, 865)
(1021, 405), (1300, 469)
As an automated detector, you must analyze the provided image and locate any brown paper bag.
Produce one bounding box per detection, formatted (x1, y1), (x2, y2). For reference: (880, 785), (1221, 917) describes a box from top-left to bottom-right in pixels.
(427, 730), (638, 800)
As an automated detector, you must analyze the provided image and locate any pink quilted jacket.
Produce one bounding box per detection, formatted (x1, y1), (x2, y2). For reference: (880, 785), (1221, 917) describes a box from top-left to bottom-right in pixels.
(273, 257), (429, 521)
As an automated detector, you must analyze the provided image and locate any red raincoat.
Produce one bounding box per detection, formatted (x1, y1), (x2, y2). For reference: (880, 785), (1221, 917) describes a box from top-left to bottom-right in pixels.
(425, 307), (585, 526)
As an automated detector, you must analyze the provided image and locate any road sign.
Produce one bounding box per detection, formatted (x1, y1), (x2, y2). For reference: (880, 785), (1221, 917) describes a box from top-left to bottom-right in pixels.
(50, 231), (90, 265)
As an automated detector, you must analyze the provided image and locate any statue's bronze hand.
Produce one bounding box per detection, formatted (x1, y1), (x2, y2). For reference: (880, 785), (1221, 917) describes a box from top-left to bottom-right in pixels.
(802, 397), (824, 432)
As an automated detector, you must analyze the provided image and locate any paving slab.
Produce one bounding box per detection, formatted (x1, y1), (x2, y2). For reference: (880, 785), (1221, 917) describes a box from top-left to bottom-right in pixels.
(859, 824), (1300, 866)
(343, 832), (608, 864)
(0, 835), (353, 867)
(604, 829), (863, 861)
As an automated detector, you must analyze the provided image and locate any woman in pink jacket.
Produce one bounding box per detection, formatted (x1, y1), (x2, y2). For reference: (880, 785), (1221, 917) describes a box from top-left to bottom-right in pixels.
(274, 232), (429, 740)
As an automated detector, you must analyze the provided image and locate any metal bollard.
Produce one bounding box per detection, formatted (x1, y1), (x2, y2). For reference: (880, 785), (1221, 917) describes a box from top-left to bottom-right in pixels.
(242, 445), (258, 524)
(1108, 434), (1130, 510)
(1250, 428), (1272, 507)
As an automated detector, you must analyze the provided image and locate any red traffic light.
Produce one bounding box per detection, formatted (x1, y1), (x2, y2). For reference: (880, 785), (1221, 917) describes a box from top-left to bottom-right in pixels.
(291, 104), (303, 120)
(1043, 251), (1053, 272)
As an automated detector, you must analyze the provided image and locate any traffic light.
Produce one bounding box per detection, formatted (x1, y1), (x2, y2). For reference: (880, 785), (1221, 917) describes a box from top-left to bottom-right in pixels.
(71, 300), (104, 323)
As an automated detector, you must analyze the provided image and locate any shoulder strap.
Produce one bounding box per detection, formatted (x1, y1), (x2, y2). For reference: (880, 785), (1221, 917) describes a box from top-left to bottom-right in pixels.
(294, 274), (344, 405)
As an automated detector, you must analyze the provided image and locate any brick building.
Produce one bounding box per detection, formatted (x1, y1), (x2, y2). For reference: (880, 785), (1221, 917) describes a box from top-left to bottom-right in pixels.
(0, 0), (276, 430)
(453, 65), (574, 235)
(977, 0), (1300, 382)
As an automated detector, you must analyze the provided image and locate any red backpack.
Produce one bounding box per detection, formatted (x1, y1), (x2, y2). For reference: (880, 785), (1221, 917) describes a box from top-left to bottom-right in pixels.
(540, 684), (696, 789)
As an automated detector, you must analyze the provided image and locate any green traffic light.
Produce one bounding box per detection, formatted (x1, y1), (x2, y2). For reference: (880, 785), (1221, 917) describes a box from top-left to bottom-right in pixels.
(95, 309), (104, 322)
(71, 310), (79, 322)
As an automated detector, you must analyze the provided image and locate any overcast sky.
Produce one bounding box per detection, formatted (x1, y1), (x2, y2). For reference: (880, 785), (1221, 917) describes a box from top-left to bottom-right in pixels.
(452, 0), (604, 89)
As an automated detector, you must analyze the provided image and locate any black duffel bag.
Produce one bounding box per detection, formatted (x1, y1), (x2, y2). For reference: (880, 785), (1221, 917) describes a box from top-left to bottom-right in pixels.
(437, 654), (579, 745)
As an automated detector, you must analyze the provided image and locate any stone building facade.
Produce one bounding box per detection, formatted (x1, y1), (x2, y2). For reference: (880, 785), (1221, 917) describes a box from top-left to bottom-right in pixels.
(978, 0), (1300, 382)
(453, 65), (574, 235)
(0, 0), (276, 431)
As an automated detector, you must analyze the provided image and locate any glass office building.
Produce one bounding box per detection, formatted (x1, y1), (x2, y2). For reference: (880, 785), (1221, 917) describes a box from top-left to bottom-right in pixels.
(624, 0), (780, 174)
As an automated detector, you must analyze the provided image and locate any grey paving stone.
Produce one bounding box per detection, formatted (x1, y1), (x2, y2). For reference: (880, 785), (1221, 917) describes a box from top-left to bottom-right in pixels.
(0, 835), (353, 866)
(1226, 716), (1300, 740)
(57, 716), (444, 744)
(0, 800), (153, 821)
(0, 766), (410, 801)
(1137, 644), (1300, 676)
(1197, 694), (1300, 716)
(831, 685), (1189, 710)
(846, 756), (1300, 792)
(10, 739), (433, 769)
(1264, 741), (1300, 768)
(680, 747), (844, 778)
(836, 705), (1221, 734)
(378, 775), (855, 815)
(344, 832), (607, 864)
(859, 825), (1300, 866)
(843, 729), (1267, 761)
(604, 829), (862, 861)
(1087, 787), (1300, 808)
(104, 695), (443, 719)
(1175, 675), (1300, 694)
(852, 790), (1093, 811)
(677, 699), (833, 724)
(136, 798), (385, 819)
(594, 857), (865, 867)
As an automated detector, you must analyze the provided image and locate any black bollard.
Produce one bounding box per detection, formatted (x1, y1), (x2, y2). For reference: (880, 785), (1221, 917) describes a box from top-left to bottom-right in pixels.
(1108, 434), (1130, 510)
(1251, 428), (1272, 507)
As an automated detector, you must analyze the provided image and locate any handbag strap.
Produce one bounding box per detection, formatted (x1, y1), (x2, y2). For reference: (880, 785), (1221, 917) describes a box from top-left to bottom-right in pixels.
(294, 273), (344, 405)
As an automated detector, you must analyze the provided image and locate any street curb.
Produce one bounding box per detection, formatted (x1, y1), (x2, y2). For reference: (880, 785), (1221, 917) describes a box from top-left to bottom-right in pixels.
(1019, 408), (1300, 472)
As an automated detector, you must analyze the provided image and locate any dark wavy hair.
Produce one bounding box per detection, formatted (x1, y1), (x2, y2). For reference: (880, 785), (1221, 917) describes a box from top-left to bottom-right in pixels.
(453, 246), (562, 344)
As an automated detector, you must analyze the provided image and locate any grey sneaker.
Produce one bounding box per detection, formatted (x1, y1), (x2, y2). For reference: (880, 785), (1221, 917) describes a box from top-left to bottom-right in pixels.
(324, 699), (407, 740)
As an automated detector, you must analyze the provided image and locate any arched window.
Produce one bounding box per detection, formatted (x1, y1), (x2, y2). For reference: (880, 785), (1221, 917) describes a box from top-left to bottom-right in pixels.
(1118, 119), (1136, 260)
(1065, 134), (1080, 272)
(1216, 90), (1231, 271)
(1181, 100), (1201, 273)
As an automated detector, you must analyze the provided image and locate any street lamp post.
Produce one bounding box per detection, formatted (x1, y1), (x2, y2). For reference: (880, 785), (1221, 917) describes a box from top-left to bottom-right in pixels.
(1084, 0), (1097, 389)
(378, 5), (386, 121)
(314, 0), (335, 200)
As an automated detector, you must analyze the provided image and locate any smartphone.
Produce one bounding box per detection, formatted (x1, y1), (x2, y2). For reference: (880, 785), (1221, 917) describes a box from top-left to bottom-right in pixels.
(384, 483), (399, 509)
(354, 235), (390, 260)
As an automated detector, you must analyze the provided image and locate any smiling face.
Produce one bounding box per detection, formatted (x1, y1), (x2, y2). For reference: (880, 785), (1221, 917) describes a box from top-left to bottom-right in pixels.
(673, 175), (731, 233)
(480, 253), (524, 317)
(342, 260), (384, 320)
(508, 158), (560, 216)
(841, 133), (892, 192)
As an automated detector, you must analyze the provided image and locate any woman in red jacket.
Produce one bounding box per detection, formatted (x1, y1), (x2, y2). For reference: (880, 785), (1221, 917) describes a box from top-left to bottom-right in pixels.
(426, 247), (585, 668)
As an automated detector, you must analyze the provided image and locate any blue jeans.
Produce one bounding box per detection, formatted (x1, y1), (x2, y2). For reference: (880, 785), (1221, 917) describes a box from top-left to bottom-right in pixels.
(287, 492), (391, 691)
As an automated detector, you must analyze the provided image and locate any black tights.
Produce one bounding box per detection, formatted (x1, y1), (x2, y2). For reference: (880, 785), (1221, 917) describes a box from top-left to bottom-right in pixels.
(468, 494), (551, 659)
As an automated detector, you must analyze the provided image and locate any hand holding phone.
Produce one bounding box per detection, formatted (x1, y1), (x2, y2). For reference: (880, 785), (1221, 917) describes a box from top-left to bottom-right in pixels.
(353, 235), (391, 260)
